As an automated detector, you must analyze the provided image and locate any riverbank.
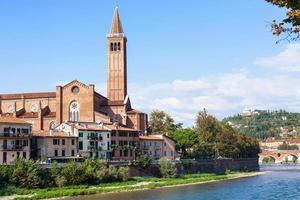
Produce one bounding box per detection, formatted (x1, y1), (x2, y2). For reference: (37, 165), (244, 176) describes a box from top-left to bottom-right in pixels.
(0, 172), (264, 200)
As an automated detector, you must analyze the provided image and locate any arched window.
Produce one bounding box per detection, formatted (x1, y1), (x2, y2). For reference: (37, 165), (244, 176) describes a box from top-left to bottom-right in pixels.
(117, 42), (121, 51)
(69, 101), (80, 122)
(110, 43), (114, 51)
(113, 43), (118, 51)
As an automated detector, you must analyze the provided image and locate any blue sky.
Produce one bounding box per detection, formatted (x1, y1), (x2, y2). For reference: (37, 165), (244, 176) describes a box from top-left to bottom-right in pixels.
(0, 0), (299, 126)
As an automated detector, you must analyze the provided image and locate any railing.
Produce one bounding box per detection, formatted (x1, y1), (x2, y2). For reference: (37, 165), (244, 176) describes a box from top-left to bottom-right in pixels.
(0, 132), (30, 138)
(0, 145), (27, 150)
(87, 136), (99, 140)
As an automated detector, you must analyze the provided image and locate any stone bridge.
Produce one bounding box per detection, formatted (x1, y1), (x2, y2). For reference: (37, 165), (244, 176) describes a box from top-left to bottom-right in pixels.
(259, 150), (300, 164)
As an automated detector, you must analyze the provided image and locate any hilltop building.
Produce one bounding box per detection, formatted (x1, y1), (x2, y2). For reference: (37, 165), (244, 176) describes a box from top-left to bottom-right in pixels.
(0, 7), (176, 164)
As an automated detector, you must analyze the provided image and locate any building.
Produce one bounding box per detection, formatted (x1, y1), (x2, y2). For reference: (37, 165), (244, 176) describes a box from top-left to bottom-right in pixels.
(0, 7), (149, 161)
(139, 135), (176, 161)
(0, 117), (32, 164)
(31, 130), (77, 162)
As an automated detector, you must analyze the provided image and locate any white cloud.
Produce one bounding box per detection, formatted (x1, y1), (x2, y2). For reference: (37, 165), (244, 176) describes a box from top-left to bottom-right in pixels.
(93, 43), (300, 127)
(255, 43), (300, 72)
(127, 71), (300, 127)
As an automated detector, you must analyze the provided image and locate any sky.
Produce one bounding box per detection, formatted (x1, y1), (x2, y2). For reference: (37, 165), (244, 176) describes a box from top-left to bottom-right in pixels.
(0, 0), (300, 127)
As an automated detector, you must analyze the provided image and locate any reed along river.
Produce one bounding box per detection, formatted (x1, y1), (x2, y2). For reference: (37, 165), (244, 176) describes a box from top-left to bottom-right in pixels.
(69, 165), (300, 200)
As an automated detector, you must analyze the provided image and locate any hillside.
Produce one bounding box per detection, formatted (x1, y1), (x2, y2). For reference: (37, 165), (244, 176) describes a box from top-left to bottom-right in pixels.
(223, 110), (300, 140)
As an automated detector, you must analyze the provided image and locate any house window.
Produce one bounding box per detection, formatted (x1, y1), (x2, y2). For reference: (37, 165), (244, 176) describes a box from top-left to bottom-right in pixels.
(124, 149), (128, 157)
(120, 150), (123, 157)
(71, 150), (75, 156)
(79, 132), (83, 137)
(54, 150), (58, 157)
(62, 150), (65, 157)
(69, 101), (80, 122)
(164, 151), (167, 157)
(53, 139), (59, 145)
(79, 141), (83, 150)
(107, 133), (110, 139)
(62, 139), (65, 145)
(72, 139), (75, 145)
(3, 152), (7, 163)
(23, 152), (26, 159)
(130, 150), (133, 157)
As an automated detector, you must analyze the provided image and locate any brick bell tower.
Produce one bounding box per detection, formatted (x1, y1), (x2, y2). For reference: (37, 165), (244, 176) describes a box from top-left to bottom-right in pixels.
(107, 6), (127, 102)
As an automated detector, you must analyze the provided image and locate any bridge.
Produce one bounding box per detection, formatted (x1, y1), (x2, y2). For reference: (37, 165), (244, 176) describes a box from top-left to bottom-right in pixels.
(259, 150), (300, 164)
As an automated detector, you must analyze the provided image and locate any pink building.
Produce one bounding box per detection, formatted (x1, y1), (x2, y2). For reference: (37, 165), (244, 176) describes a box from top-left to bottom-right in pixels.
(139, 135), (176, 161)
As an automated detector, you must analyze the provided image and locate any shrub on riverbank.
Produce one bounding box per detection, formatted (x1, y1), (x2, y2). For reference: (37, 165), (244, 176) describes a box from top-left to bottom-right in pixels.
(0, 158), (130, 189)
(159, 158), (178, 178)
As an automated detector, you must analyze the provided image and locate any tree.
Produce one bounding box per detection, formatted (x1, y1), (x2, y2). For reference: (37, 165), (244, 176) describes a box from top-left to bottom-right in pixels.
(265, 0), (300, 42)
(60, 161), (84, 186)
(169, 128), (197, 157)
(149, 110), (180, 134)
(193, 109), (260, 159)
(195, 109), (220, 143)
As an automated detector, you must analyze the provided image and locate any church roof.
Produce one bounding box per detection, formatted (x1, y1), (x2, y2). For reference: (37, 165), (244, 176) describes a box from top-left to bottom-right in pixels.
(109, 7), (124, 34)
(0, 116), (31, 125)
(0, 92), (56, 100)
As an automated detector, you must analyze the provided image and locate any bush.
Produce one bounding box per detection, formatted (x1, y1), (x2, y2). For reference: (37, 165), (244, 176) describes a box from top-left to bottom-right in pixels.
(117, 167), (129, 181)
(96, 168), (110, 183)
(159, 158), (178, 178)
(11, 158), (42, 188)
(0, 165), (11, 186)
(60, 161), (84, 186)
(135, 154), (151, 169)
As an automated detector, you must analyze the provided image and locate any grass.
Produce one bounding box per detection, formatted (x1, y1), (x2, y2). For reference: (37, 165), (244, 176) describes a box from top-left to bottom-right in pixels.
(0, 172), (259, 200)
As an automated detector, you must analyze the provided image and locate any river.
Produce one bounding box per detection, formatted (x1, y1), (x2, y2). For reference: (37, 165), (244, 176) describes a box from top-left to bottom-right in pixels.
(69, 165), (300, 200)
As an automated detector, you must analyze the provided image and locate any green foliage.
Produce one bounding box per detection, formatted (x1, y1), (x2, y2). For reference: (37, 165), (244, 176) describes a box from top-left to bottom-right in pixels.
(149, 110), (182, 134)
(278, 143), (299, 150)
(60, 161), (84, 186)
(158, 158), (178, 178)
(193, 110), (260, 159)
(11, 158), (42, 188)
(135, 153), (151, 169)
(265, 0), (300, 42)
(0, 165), (11, 187)
(117, 167), (129, 182)
(223, 110), (300, 140)
(169, 128), (197, 157)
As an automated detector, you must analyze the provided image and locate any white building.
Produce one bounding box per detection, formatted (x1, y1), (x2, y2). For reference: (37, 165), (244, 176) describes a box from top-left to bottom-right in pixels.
(56, 122), (112, 159)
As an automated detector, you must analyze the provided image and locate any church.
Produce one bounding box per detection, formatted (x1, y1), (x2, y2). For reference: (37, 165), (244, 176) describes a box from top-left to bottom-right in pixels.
(0, 7), (176, 163)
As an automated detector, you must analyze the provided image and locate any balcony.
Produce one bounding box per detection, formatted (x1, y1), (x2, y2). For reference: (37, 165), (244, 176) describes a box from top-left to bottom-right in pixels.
(0, 132), (30, 138)
(0, 145), (27, 151)
(87, 146), (102, 151)
(87, 136), (99, 140)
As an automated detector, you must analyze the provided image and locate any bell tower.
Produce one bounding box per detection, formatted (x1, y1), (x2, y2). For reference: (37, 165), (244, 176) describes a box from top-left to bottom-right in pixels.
(107, 6), (127, 102)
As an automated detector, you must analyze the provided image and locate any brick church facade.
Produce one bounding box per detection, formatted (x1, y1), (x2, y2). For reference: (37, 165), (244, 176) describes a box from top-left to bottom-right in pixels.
(0, 7), (153, 163)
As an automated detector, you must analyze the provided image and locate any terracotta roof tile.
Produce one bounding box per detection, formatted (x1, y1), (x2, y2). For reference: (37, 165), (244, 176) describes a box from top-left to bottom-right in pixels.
(0, 92), (56, 100)
(139, 135), (164, 141)
(32, 130), (76, 138)
(0, 117), (31, 125)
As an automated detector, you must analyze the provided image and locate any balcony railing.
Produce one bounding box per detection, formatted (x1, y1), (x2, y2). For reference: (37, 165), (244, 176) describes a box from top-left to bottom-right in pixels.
(0, 145), (27, 151)
(0, 132), (30, 138)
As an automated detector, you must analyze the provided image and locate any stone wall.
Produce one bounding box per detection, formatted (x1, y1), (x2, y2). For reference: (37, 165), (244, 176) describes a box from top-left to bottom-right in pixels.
(128, 158), (259, 177)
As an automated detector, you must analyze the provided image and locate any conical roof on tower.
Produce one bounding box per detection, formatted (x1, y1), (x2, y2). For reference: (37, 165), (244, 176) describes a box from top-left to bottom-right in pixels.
(110, 7), (124, 34)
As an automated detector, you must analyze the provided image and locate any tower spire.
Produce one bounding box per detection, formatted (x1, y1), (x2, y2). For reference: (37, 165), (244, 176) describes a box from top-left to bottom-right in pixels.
(109, 6), (124, 35)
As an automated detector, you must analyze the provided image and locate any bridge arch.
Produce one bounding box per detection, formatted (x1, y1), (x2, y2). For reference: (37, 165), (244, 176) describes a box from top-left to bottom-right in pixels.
(282, 154), (298, 163)
(261, 155), (276, 163)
